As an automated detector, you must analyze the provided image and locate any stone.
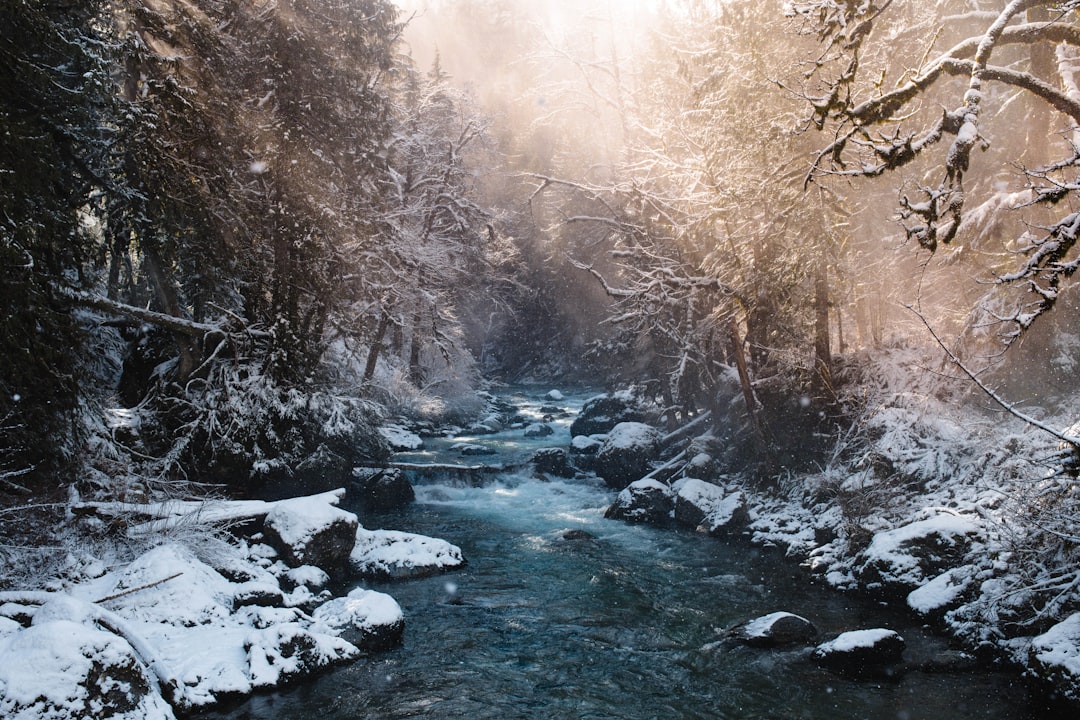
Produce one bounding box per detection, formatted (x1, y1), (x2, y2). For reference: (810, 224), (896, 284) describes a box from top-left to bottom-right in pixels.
(0, 619), (170, 720)
(604, 479), (673, 525)
(262, 498), (360, 573)
(594, 422), (663, 489)
(312, 588), (405, 652)
(531, 447), (575, 478)
(738, 611), (817, 647)
(350, 528), (465, 580)
(570, 392), (650, 437)
(351, 467), (416, 511)
(1028, 613), (1080, 705)
(813, 629), (906, 677)
(524, 422), (555, 438)
(855, 513), (981, 598)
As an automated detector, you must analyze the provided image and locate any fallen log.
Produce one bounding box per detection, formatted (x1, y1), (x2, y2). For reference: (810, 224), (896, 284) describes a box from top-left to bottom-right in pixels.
(72, 488), (347, 538)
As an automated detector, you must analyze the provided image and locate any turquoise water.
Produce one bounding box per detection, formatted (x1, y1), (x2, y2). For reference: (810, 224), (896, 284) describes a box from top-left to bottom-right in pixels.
(204, 389), (1052, 720)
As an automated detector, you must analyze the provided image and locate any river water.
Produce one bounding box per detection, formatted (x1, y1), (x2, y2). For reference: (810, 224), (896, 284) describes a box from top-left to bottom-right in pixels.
(206, 389), (1051, 720)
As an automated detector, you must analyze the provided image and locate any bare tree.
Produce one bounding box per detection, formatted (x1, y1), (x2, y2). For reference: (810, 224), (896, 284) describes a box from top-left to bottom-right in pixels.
(793, 0), (1080, 344)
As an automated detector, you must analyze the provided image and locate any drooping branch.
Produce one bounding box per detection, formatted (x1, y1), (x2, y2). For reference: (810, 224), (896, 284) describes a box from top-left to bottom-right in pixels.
(912, 305), (1080, 450)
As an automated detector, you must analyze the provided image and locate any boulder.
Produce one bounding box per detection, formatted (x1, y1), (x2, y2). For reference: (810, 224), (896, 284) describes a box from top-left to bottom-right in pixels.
(351, 467), (416, 511)
(312, 588), (405, 651)
(1028, 613), (1080, 705)
(0, 619), (171, 720)
(350, 528), (465, 580)
(570, 391), (650, 437)
(531, 447), (575, 478)
(604, 479), (673, 525)
(594, 422), (663, 489)
(263, 497), (360, 573)
(856, 513), (981, 597)
(524, 422), (555, 438)
(453, 443), (496, 456)
(813, 629), (906, 677)
(671, 478), (747, 534)
(737, 611), (817, 647)
(378, 424), (424, 452)
(245, 622), (358, 689)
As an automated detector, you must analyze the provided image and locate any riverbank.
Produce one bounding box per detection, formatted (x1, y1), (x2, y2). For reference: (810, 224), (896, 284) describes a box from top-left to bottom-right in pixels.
(589, 347), (1080, 712)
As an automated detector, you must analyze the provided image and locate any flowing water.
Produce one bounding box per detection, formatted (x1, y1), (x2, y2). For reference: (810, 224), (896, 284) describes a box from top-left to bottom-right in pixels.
(207, 389), (1051, 720)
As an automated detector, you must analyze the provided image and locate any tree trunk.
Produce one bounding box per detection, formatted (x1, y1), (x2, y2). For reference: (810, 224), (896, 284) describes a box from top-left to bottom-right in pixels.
(142, 245), (200, 381)
(363, 312), (392, 383)
(813, 257), (834, 401)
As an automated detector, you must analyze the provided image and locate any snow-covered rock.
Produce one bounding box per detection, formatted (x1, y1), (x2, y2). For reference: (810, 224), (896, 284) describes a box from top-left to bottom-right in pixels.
(594, 422), (663, 489)
(351, 467), (416, 511)
(263, 496), (360, 573)
(604, 479), (673, 525)
(570, 434), (604, 455)
(452, 443), (496, 456)
(545, 389), (564, 401)
(531, 447), (575, 478)
(312, 588), (404, 651)
(350, 528), (465, 580)
(245, 622), (357, 689)
(856, 512), (981, 597)
(813, 628), (906, 676)
(379, 424), (424, 452)
(737, 611), (817, 647)
(524, 422), (554, 438)
(0, 619), (175, 720)
(1029, 613), (1080, 704)
(907, 566), (974, 617)
(570, 391), (650, 437)
(672, 479), (748, 535)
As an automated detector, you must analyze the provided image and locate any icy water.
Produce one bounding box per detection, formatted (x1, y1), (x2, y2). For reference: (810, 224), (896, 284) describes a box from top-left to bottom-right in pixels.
(207, 389), (1050, 720)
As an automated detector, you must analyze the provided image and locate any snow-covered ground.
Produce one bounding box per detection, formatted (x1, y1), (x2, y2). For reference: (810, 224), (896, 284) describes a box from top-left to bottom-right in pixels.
(0, 491), (462, 719)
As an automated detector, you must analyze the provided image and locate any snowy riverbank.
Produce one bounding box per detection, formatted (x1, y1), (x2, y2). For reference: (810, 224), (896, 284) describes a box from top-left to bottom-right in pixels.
(0, 490), (463, 719)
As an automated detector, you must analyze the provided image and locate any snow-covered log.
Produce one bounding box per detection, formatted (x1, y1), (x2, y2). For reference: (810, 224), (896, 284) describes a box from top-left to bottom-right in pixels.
(72, 489), (348, 538)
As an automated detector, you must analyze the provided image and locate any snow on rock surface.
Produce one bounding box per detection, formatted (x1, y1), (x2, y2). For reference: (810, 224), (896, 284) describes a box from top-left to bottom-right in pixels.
(738, 611), (817, 647)
(245, 622), (357, 689)
(312, 588), (405, 651)
(856, 512), (981, 595)
(263, 495), (359, 572)
(672, 479), (748, 535)
(350, 528), (465, 580)
(379, 424), (424, 451)
(594, 422), (663, 489)
(1030, 614), (1080, 703)
(604, 479), (673, 525)
(907, 566), (974, 616)
(813, 628), (906, 675)
(0, 619), (176, 720)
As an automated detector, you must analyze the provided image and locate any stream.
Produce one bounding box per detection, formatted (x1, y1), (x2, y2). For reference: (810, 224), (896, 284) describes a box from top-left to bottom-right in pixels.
(206, 388), (1050, 720)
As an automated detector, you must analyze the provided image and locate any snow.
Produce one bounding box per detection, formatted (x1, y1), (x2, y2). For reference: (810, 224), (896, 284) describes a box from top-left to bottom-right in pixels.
(1031, 614), (1080, 678)
(743, 612), (803, 640)
(312, 588), (404, 633)
(818, 628), (902, 653)
(0, 620), (176, 720)
(545, 390), (564, 401)
(285, 565), (329, 590)
(603, 422), (661, 450)
(379, 424), (424, 451)
(351, 528), (465, 579)
(907, 567), (973, 615)
(861, 512), (980, 585)
(264, 496), (358, 551)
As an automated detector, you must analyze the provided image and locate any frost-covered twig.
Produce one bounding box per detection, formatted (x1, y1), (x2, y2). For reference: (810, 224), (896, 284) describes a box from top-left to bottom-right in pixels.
(94, 572), (183, 604)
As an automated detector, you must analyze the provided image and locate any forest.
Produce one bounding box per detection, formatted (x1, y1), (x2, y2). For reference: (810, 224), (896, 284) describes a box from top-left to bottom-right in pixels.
(3, 0), (1080, 717)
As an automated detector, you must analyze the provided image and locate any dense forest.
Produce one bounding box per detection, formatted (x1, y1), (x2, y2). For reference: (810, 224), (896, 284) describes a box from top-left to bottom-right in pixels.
(3, 0), (1080, 715)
